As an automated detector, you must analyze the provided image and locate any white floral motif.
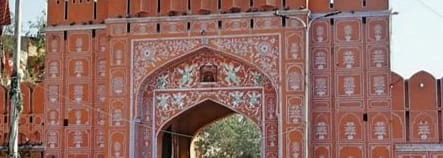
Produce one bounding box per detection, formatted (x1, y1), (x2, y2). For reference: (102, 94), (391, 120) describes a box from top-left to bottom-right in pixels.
(373, 76), (385, 95)
(247, 92), (261, 107)
(157, 74), (169, 89)
(344, 25), (353, 41)
(316, 122), (327, 140)
(288, 71), (302, 91)
(345, 122), (356, 140)
(157, 94), (170, 110)
(113, 77), (124, 95)
(230, 91), (244, 107)
(374, 24), (383, 41)
(288, 104), (302, 124)
(316, 26), (325, 42)
(315, 78), (327, 96)
(290, 43), (299, 59)
(74, 85), (83, 103)
(112, 109), (123, 126)
(48, 131), (57, 148)
(372, 49), (385, 68)
(75, 38), (83, 53)
(291, 142), (300, 158)
(172, 93), (186, 109)
(223, 63), (241, 85)
(48, 85), (58, 103)
(418, 121), (430, 140)
(343, 51), (354, 69)
(74, 61), (84, 77)
(374, 121), (386, 140)
(344, 77), (355, 96)
(314, 51), (326, 69)
(73, 130), (83, 148)
(49, 62), (59, 78)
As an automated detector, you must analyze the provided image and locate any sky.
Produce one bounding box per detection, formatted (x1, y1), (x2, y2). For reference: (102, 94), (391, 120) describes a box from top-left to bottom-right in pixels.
(8, 0), (443, 79)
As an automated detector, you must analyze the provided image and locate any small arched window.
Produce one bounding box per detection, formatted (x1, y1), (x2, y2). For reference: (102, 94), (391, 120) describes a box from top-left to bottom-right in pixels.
(200, 63), (217, 82)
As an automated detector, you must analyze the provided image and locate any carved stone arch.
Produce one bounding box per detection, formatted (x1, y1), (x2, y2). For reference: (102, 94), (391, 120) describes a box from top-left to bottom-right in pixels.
(133, 47), (279, 158)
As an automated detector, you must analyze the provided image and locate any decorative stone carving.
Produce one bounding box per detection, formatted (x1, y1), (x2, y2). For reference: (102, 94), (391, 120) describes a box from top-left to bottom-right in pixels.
(314, 51), (326, 70)
(345, 122), (356, 140)
(316, 122), (327, 140)
(157, 74), (169, 89)
(418, 121), (430, 140)
(290, 43), (299, 59)
(178, 64), (196, 88)
(291, 142), (300, 158)
(156, 94), (170, 110)
(73, 85), (83, 103)
(97, 131), (104, 148)
(200, 63), (217, 82)
(97, 85), (105, 103)
(49, 110), (57, 125)
(316, 26), (325, 42)
(288, 103), (302, 124)
(315, 78), (327, 96)
(114, 49), (123, 65)
(288, 71), (302, 91)
(49, 62), (59, 78)
(344, 25), (353, 41)
(48, 131), (57, 148)
(344, 77), (355, 96)
(74, 61), (84, 77)
(229, 91), (244, 107)
(75, 38), (83, 53)
(112, 109), (123, 126)
(343, 51), (354, 69)
(114, 141), (122, 157)
(97, 110), (105, 126)
(73, 130), (83, 148)
(247, 92), (261, 108)
(75, 110), (82, 124)
(223, 63), (241, 85)
(98, 60), (106, 77)
(112, 77), (124, 95)
(373, 76), (385, 95)
(51, 39), (58, 53)
(48, 85), (58, 103)
(172, 93), (186, 109)
(374, 24), (383, 41)
(250, 71), (264, 86)
(372, 49), (385, 68)
(374, 121), (386, 140)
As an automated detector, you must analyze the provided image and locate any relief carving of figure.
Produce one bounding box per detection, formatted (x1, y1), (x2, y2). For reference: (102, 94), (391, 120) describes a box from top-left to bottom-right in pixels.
(223, 63), (241, 85)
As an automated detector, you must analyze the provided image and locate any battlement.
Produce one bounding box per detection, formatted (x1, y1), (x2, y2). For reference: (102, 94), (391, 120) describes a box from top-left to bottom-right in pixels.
(48, 0), (389, 26)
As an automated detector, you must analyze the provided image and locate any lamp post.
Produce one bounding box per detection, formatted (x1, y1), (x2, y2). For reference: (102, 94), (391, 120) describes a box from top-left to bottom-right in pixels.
(9, 0), (23, 158)
(275, 9), (340, 158)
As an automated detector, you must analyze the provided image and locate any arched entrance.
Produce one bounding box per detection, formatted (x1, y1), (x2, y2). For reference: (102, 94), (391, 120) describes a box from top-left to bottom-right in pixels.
(133, 48), (279, 158)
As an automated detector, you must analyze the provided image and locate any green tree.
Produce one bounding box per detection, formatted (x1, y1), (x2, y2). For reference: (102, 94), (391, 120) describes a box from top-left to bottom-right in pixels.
(194, 114), (261, 158)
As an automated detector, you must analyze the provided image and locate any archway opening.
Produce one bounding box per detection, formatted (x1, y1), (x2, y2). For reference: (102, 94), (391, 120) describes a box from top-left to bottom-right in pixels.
(191, 113), (261, 158)
(157, 100), (261, 158)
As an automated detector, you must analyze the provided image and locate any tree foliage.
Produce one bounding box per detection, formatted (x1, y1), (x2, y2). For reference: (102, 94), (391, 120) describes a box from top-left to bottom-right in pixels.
(194, 114), (261, 158)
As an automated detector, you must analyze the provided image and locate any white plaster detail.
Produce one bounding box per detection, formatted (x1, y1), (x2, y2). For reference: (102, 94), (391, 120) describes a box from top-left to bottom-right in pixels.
(291, 142), (300, 158)
(114, 141), (122, 157)
(344, 25), (353, 41)
(288, 71), (302, 91)
(157, 94), (170, 110)
(314, 51), (326, 70)
(290, 43), (299, 59)
(74, 60), (84, 77)
(372, 49), (385, 68)
(288, 103), (302, 124)
(75, 110), (82, 125)
(344, 77), (355, 96)
(48, 85), (58, 103)
(97, 130), (105, 148)
(112, 109), (123, 126)
(229, 91), (244, 107)
(345, 122), (356, 140)
(315, 78), (327, 96)
(172, 92), (186, 109)
(51, 39), (58, 53)
(374, 121), (386, 140)
(48, 131), (57, 148)
(98, 60), (106, 77)
(75, 37), (83, 53)
(49, 110), (57, 125)
(316, 26), (325, 42)
(73, 130), (83, 148)
(113, 77), (124, 95)
(49, 61), (59, 78)
(74, 85), (83, 103)
(247, 91), (261, 108)
(343, 51), (354, 69)
(418, 121), (430, 140)
(374, 24), (383, 41)
(114, 49), (123, 65)
(97, 85), (106, 103)
(316, 122), (327, 140)
(373, 76), (386, 95)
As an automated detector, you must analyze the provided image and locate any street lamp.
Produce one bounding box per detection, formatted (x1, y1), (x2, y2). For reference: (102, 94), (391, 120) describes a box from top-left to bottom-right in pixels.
(274, 9), (341, 158)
